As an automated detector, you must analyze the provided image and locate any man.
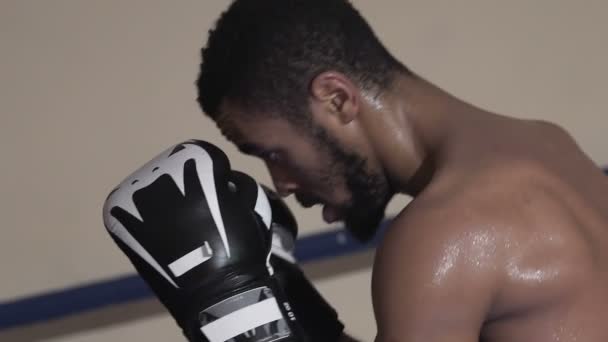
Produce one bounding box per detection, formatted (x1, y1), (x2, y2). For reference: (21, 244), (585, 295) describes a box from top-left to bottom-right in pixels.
(195, 0), (608, 341)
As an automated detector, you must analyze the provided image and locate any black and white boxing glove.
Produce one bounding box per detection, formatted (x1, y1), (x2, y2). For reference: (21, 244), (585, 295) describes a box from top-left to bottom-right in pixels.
(102, 140), (305, 341)
(260, 185), (346, 342)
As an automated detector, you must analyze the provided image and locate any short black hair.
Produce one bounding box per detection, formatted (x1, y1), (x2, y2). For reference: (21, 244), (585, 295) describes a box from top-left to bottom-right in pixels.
(196, 0), (410, 123)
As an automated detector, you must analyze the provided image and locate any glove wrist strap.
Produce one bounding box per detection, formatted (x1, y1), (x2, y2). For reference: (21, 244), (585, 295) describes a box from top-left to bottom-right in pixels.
(184, 277), (306, 342)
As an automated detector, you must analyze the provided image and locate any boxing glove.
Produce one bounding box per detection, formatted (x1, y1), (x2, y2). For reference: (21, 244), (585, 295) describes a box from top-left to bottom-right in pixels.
(102, 140), (304, 341)
(260, 184), (346, 342)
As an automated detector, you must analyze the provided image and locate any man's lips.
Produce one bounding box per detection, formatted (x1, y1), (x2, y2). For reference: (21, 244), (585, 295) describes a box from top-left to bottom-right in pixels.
(322, 205), (343, 224)
(295, 194), (344, 223)
(295, 194), (320, 208)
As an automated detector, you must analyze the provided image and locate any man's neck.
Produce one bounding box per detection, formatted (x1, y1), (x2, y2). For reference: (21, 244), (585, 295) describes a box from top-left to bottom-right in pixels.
(362, 75), (487, 196)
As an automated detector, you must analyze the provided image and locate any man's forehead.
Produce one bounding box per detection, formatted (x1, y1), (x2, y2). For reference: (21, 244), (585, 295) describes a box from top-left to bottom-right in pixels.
(215, 101), (310, 148)
(215, 100), (251, 143)
(217, 105), (278, 135)
(215, 112), (243, 143)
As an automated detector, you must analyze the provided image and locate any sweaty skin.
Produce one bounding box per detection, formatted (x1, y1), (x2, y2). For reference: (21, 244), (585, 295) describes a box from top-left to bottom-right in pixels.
(370, 79), (608, 342)
(217, 75), (608, 341)
(373, 118), (608, 341)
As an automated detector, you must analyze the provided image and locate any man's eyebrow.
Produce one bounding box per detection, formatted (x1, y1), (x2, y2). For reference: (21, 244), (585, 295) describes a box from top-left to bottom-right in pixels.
(237, 143), (264, 155)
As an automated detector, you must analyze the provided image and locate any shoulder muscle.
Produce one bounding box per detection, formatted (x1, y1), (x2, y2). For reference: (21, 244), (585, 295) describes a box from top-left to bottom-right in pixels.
(372, 206), (502, 341)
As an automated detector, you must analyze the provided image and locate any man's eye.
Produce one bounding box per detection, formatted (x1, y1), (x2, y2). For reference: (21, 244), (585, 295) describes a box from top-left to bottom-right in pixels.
(263, 151), (281, 163)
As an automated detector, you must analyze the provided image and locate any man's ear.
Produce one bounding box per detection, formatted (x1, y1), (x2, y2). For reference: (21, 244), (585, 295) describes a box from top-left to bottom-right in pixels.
(309, 71), (359, 124)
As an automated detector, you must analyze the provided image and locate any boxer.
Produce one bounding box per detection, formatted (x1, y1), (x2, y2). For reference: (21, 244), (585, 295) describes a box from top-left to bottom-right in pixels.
(103, 140), (346, 341)
(195, 0), (608, 341)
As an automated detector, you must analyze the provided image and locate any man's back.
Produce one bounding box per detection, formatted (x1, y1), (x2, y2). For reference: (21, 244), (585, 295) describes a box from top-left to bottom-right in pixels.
(475, 121), (608, 341)
(373, 118), (608, 341)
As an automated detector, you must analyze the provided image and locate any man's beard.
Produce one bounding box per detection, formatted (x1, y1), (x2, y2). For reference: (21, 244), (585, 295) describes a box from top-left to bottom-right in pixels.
(312, 125), (392, 242)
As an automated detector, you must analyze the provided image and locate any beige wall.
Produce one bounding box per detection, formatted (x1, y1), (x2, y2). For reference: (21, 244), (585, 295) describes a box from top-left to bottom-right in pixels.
(1, 0), (606, 341)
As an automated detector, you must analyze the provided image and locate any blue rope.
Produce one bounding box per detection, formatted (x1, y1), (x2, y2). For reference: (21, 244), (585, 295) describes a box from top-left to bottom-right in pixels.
(0, 221), (389, 330)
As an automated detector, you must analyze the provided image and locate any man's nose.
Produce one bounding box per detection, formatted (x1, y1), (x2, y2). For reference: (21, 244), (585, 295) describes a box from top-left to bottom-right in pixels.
(268, 165), (298, 197)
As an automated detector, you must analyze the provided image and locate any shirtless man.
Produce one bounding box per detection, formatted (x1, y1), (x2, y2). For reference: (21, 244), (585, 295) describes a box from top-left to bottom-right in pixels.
(195, 0), (608, 340)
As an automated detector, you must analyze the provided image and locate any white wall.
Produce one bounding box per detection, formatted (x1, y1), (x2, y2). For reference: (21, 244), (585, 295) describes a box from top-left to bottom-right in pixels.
(1, 0), (606, 341)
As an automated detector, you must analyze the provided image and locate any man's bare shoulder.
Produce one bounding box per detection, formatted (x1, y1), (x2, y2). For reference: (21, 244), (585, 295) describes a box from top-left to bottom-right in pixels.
(374, 193), (505, 289)
(372, 170), (596, 334)
(371, 193), (504, 339)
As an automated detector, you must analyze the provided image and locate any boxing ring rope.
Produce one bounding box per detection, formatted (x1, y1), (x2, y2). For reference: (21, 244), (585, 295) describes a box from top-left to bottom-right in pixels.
(1, 167), (606, 333)
(0, 221), (388, 332)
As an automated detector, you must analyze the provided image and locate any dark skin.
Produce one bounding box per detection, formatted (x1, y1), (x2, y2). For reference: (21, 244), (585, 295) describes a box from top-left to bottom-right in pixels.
(217, 72), (608, 341)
